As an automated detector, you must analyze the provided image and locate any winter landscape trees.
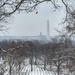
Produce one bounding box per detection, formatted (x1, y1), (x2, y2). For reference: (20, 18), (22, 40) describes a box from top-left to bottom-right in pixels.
(0, 37), (74, 75)
(0, 0), (75, 75)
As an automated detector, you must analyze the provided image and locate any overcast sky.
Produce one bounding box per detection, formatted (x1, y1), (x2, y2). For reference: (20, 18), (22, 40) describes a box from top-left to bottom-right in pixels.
(0, 2), (65, 36)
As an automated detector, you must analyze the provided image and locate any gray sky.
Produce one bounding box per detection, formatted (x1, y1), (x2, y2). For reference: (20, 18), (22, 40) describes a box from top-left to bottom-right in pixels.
(0, 2), (65, 36)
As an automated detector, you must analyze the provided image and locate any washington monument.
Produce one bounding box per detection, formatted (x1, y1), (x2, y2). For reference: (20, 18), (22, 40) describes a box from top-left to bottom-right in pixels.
(47, 20), (50, 40)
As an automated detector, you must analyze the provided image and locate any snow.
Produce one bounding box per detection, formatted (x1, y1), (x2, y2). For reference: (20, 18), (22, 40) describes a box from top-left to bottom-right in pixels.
(22, 65), (52, 75)
(0, 57), (74, 75)
(20, 58), (52, 75)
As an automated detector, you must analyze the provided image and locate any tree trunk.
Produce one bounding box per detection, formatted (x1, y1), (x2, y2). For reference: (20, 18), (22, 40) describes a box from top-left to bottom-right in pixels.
(57, 65), (60, 75)
(44, 58), (47, 70)
(9, 62), (12, 75)
(30, 57), (33, 71)
(18, 61), (21, 75)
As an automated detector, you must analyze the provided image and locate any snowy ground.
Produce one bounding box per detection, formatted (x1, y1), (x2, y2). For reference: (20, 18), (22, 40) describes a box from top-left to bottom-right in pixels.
(22, 65), (52, 75)
(0, 58), (73, 75)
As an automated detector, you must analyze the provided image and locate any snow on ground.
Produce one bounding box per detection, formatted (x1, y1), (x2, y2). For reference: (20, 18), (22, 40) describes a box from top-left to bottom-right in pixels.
(22, 64), (52, 75)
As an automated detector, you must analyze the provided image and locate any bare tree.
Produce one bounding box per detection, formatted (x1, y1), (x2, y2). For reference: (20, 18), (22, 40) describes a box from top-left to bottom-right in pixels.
(0, 0), (74, 21)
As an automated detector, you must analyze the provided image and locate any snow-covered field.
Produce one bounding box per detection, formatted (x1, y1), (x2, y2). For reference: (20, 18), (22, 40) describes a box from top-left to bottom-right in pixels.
(22, 65), (52, 75)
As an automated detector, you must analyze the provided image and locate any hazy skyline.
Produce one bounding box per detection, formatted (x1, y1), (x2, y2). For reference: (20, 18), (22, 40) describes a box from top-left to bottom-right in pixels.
(0, 2), (65, 36)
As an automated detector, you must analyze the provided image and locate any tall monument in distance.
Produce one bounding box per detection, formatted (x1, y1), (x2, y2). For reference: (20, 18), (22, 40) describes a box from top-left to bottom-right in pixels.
(47, 20), (49, 36)
(47, 20), (50, 40)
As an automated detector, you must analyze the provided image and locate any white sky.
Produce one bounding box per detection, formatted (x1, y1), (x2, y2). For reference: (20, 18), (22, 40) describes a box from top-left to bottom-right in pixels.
(0, 2), (65, 36)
